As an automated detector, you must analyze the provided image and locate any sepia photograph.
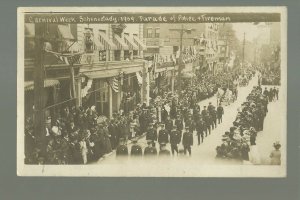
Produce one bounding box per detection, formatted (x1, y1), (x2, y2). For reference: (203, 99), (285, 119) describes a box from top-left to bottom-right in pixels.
(17, 7), (287, 177)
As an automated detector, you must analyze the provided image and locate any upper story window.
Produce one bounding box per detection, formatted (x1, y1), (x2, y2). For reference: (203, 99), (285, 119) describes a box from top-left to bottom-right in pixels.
(146, 28), (153, 38)
(84, 28), (94, 53)
(154, 28), (160, 38)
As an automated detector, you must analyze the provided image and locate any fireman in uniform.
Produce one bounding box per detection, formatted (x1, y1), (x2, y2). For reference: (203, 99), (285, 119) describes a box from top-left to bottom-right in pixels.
(130, 138), (142, 157)
(170, 125), (181, 156)
(182, 126), (193, 156)
(158, 123), (169, 148)
(116, 138), (128, 158)
(146, 123), (157, 143)
(144, 140), (158, 157)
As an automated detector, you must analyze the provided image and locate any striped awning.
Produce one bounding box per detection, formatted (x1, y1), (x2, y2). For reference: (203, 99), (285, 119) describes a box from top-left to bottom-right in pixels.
(94, 37), (105, 50)
(113, 35), (129, 50)
(58, 25), (74, 40)
(124, 35), (139, 50)
(25, 79), (60, 91)
(98, 31), (117, 50)
(133, 36), (147, 50)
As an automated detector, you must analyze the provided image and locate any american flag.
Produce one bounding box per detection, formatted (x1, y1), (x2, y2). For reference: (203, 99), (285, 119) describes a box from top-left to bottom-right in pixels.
(54, 53), (82, 65)
(107, 77), (119, 93)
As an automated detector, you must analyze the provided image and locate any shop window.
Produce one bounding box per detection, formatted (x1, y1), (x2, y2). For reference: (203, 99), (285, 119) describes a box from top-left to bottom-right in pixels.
(95, 81), (108, 103)
(114, 50), (121, 61)
(124, 50), (130, 60)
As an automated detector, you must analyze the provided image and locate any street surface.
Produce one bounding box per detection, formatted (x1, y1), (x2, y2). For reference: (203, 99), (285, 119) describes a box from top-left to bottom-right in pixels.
(94, 75), (283, 166)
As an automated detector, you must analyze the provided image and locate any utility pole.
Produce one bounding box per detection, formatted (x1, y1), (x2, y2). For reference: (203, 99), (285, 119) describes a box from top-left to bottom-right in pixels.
(33, 23), (46, 159)
(169, 24), (194, 94)
(178, 24), (184, 93)
(242, 32), (245, 68)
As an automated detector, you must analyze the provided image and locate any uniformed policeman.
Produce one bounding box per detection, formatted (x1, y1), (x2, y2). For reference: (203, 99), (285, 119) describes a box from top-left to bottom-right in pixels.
(182, 126), (193, 156)
(210, 107), (217, 129)
(175, 115), (184, 133)
(144, 140), (158, 157)
(165, 116), (173, 135)
(116, 138), (128, 158)
(208, 102), (214, 113)
(201, 106), (208, 117)
(196, 117), (205, 145)
(146, 123), (157, 142)
(159, 143), (171, 157)
(217, 103), (224, 124)
(170, 125), (181, 156)
(130, 138), (142, 157)
(158, 123), (169, 147)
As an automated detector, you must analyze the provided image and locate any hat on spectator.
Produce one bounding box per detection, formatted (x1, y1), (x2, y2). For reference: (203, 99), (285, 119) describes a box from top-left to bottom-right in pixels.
(273, 141), (281, 149)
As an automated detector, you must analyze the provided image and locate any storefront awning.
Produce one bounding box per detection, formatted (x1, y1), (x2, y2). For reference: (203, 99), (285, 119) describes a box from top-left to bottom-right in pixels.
(25, 23), (35, 38)
(113, 35), (129, 50)
(25, 79), (60, 91)
(98, 31), (117, 50)
(124, 35), (139, 50)
(94, 37), (105, 50)
(57, 25), (74, 40)
(135, 72), (143, 84)
(133, 36), (147, 50)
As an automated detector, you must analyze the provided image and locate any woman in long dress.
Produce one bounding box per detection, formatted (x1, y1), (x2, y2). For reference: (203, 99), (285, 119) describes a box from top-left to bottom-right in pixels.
(270, 142), (281, 165)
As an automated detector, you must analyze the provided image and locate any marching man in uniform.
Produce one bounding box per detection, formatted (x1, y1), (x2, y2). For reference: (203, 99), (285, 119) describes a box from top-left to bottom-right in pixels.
(116, 138), (128, 158)
(144, 140), (158, 157)
(158, 123), (169, 149)
(217, 103), (224, 124)
(170, 125), (181, 156)
(146, 123), (157, 143)
(130, 138), (142, 157)
(182, 126), (193, 156)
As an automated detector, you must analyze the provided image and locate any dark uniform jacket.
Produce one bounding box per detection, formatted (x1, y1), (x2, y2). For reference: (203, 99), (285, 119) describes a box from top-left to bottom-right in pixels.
(196, 120), (204, 134)
(131, 144), (142, 156)
(175, 119), (183, 131)
(165, 119), (173, 132)
(182, 132), (193, 146)
(146, 128), (157, 141)
(144, 147), (157, 156)
(158, 129), (169, 144)
(116, 145), (128, 156)
(201, 109), (208, 117)
(217, 106), (224, 117)
(170, 130), (181, 144)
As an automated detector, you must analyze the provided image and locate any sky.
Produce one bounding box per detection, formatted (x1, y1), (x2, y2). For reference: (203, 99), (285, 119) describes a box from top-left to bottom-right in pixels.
(232, 23), (268, 42)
